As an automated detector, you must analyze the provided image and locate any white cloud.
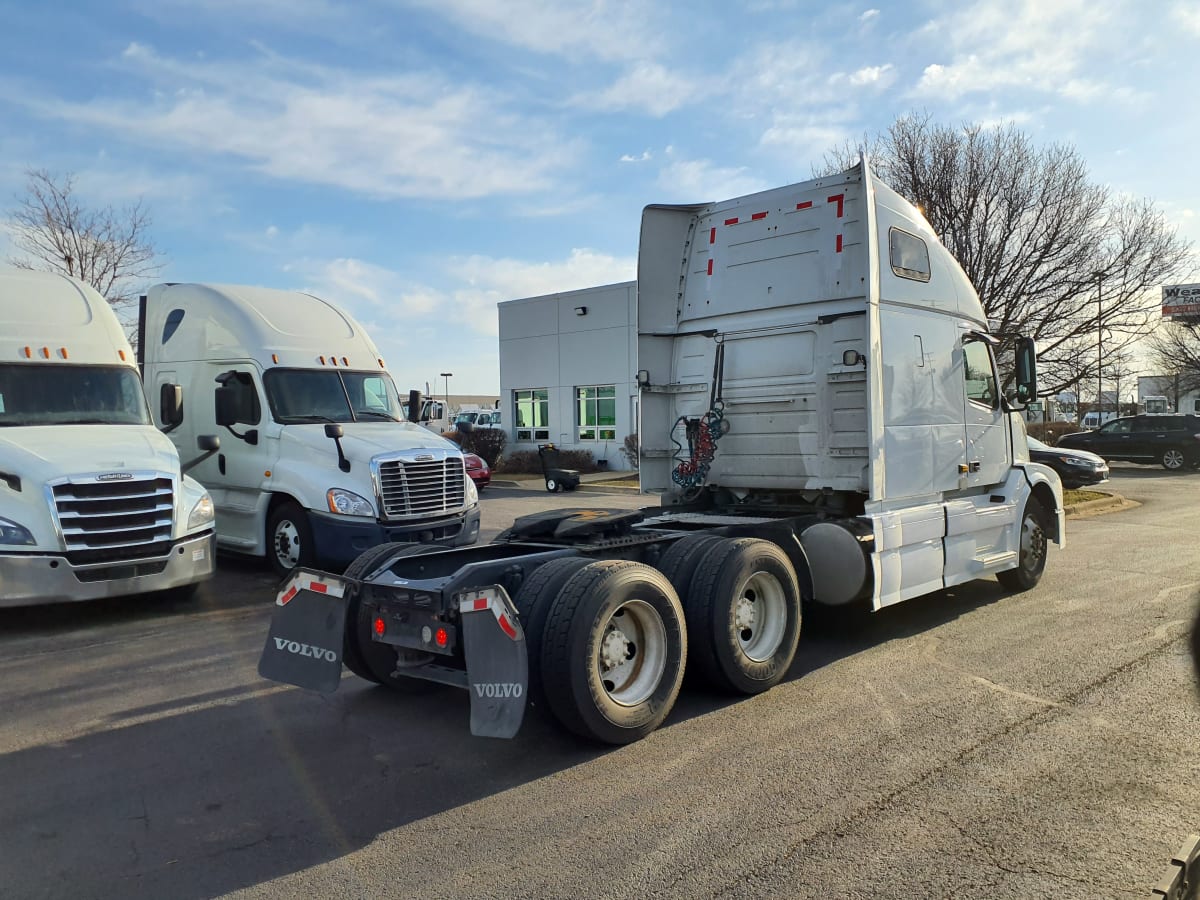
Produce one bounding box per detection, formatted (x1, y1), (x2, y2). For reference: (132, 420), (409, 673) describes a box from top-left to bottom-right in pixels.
(911, 0), (1115, 102)
(839, 63), (897, 89)
(405, 0), (667, 62)
(18, 43), (579, 201)
(655, 155), (771, 201)
(1173, 2), (1200, 34)
(859, 8), (880, 22)
(575, 63), (697, 116)
(620, 150), (652, 163)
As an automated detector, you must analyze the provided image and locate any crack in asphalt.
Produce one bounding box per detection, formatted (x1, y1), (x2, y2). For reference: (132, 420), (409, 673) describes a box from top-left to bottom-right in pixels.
(703, 627), (1189, 898)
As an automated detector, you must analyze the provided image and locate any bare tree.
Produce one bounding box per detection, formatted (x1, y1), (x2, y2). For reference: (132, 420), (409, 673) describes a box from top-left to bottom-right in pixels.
(822, 115), (1196, 394)
(8, 169), (164, 308)
(1147, 320), (1200, 403)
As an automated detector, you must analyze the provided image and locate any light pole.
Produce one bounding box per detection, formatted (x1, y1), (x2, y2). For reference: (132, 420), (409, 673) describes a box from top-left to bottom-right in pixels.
(1095, 272), (1103, 423)
(440, 372), (453, 413)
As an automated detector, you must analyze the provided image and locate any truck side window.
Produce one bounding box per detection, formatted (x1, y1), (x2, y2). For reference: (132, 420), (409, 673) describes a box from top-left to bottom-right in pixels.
(962, 340), (997, 409)
(889, 228), (931, 282)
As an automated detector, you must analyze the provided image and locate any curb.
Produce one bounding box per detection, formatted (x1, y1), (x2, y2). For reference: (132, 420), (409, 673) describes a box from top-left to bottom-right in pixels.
(1063, 491), (1135, 517)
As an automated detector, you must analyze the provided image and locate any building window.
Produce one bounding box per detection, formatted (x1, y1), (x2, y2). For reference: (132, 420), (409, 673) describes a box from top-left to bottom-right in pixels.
(514, 389), (549, 441)
(577, 385), (616, 441)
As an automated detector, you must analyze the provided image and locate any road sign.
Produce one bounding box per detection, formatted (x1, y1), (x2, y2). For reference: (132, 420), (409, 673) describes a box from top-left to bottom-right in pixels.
(1162, 284), (1200, 320)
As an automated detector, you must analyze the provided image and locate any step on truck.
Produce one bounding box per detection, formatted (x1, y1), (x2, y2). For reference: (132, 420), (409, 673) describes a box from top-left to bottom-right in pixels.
(139, 283), (481, 577)
(259, 159), (1065, 744)
(0, 267), (218, 607)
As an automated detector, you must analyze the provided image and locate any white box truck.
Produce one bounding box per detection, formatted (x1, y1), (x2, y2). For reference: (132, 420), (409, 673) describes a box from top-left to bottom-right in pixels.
(258, 159), (1064, 744)
(0, 268), (217, 607)
(139, 283), (481, 576)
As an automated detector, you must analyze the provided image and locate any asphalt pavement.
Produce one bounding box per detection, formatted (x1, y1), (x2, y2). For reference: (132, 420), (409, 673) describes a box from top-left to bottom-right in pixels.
(0, 464), (1196, 899)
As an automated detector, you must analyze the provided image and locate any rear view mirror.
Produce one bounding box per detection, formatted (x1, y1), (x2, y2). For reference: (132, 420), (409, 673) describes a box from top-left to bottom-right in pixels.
(324, 423), (344, 440)
(160, 383), (183, 432)
(215, 385), (238, 427)
(1014, 337), (1037, 406)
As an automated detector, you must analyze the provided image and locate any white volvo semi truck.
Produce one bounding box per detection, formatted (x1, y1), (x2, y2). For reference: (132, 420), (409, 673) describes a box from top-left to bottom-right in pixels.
(258, 159), (1064, 744)
(0, 267), (217, 607)
(139, 283), (481, 576)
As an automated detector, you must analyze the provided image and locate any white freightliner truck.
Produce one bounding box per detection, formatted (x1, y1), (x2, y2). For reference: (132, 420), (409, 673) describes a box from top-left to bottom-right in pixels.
(138, 283), (481, 576)
(0, 268), (217, 607)
(258, 160), (1064, 744)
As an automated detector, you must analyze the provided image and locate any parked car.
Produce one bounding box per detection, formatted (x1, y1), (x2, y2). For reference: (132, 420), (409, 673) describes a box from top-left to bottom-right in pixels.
(1057, 414), (1200, 471)
(1026, 436), (1109, 488)
(464, 452), (490, 491)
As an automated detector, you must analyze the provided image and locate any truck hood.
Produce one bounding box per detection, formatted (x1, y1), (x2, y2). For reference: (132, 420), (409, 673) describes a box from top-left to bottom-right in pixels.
(280, 422), (462, 462)
(0, 425), (180, 485)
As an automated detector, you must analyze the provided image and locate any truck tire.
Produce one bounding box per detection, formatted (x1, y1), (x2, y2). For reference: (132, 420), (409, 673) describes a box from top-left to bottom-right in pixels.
(546, 478), (559, 492)
(996, 500), (1048, 592)
(540, 560), (686, 744)
(655, 533), (725, 601)
(512, 556), (592, 702)
(345, 543), (441, 690)
(267, 500), (315, 578)
(685, 538), (801, 695)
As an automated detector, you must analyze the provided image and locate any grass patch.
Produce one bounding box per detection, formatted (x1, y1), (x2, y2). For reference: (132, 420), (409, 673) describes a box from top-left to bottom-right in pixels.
(1063, 489), (1109, 505)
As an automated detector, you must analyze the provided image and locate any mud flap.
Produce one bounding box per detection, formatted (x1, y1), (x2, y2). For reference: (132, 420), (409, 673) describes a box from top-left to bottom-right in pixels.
(258, 570), (350, 694)
(458, 586), (529, 739)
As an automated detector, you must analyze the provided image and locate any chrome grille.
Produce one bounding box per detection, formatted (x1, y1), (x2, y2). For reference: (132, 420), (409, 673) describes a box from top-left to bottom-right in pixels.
(376, 455), (466, 520)
(52, 475), (175, 564)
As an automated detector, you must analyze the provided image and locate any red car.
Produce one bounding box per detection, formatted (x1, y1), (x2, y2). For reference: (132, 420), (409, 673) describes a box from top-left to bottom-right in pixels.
(464, 452), (490, 491)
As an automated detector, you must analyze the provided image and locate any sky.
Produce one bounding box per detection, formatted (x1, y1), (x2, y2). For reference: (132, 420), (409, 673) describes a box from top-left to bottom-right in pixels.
(2, 0), (1198, 393)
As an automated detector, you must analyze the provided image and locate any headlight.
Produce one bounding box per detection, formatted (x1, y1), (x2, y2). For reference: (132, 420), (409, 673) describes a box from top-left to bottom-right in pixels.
(0, 516), (35, 546)
(187, 493), (215, 530)
(465, 471), (479, 505)
(327, 488), (375, 517)
(1058, 456), (1090, 467)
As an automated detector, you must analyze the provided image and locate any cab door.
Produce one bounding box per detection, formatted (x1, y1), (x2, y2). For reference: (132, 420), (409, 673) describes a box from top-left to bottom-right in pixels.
(960, 333), (1009, 488)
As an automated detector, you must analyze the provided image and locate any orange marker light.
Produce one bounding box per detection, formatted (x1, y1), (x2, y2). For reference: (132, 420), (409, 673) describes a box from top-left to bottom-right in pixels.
(23, 346), (32, 358)
(319, 356), (326, 365)
(118, 350), (126, 361)
(377, 358), (384, 368)
(341, 357), (348, 366)
(271, 353), (279, 364)
(41, 347), (50, 358)
(59, 348), (68, 359)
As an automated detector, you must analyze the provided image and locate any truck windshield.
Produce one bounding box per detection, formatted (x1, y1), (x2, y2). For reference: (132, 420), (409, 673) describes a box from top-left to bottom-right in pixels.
(263, 369), (404, 424)
(0, 364), (151, 427)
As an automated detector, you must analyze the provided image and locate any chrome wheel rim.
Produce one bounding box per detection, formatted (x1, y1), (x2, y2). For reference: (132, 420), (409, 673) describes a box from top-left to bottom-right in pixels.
(595, 599), (667, 706)
(733, 570), (788, 662)
(1164, 449), (1185, 470)
(1020, 513), (1045, 572)
(274, 520), (301, 568)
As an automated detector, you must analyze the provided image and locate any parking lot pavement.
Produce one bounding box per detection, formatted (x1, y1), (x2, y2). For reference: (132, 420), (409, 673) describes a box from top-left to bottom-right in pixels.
(0, 464), (1196, 898)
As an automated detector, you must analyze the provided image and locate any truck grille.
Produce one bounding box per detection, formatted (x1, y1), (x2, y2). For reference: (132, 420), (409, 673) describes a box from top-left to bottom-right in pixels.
(52, 475), (175, 565)
(376, 454), (466, 521)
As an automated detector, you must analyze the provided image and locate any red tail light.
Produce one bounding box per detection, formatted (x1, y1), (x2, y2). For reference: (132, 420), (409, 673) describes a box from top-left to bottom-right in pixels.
(434, 627), (449, 648)
(373, 617), (386, 636)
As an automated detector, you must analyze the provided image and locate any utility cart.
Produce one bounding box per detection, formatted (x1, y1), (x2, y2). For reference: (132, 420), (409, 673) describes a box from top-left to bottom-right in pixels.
(537, 443), (580, 493)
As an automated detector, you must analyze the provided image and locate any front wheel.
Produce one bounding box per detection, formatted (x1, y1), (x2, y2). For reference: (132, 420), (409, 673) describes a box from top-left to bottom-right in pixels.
(546, 478), (559, 493)
(267, 501), (315, 578)
(1162, 448), (1187, 471)
(997, 500), (1049, 591)
(540, 560), (686, 744)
